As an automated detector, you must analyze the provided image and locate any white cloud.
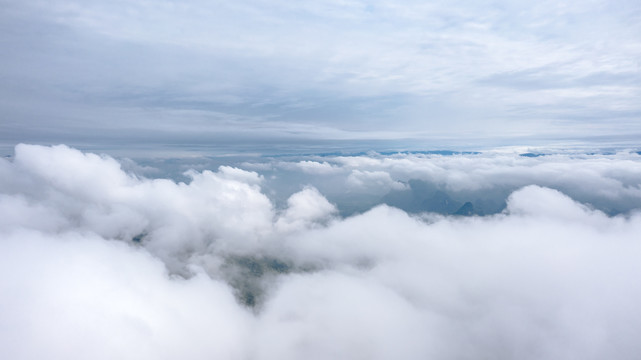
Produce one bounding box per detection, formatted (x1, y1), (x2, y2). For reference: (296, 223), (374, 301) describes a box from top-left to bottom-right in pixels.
(275, 186), (338, 232)
(346, 169), (408, 193)
(1, 144), (276, 263)
(293, 161), (342, 175)
(253, 271), (432, 360)
(2, 144), (641, 359)
(214, 165), (264, 185)
(328, 152), (641, 214)
(0, 229), (252, 360)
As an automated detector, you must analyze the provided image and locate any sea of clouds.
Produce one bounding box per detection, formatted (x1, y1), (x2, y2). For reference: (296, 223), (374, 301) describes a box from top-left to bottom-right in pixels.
(2, 144), (641, 359)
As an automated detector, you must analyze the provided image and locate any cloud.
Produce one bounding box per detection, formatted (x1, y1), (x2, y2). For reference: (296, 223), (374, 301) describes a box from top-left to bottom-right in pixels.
(2, 0), (640, 145)
(2, 144), (641, 359)
(322, 151), (641, 215)
(293, 161), (342, 175)
(1, 144), (276, 263)
(0, 229), (251, 360)
(264, 187), (641, 359)
(253, 271), (432, 359)
(346, 169), (408, 193)
(275, 186), (338, 232)
(506, 185), (602, 221)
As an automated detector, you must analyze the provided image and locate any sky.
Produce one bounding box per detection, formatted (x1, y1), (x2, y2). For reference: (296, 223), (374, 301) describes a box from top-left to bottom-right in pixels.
(2, 0), (641, 151)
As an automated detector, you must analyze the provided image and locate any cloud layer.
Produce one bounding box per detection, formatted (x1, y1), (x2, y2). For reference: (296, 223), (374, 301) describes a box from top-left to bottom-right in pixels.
(2, 144), (641, 359)
(252, 150), (641, 216)
(2, 0), (640, 146)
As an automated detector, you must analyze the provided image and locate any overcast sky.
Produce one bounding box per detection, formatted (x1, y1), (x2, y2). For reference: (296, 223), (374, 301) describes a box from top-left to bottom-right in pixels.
(1, 0), (640, 150)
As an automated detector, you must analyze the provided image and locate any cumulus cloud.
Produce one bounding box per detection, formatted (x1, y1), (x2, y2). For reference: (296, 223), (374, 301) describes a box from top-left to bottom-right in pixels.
(293, 161), (343, 175)
(275, 186), (338, 232)
(2, 144), (641, 359)
(265, 151), (641, 215)
(346, 169), (408, 193)
(0, 230), (251, 360)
